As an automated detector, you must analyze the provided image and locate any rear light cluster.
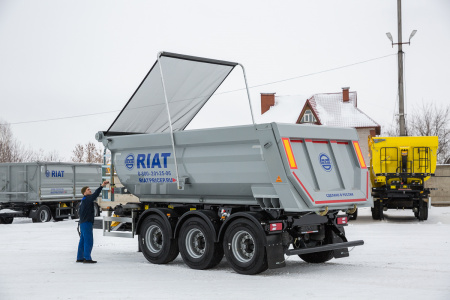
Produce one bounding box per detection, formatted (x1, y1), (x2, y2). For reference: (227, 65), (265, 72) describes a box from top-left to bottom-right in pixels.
(337, 216), (348, 225)
(269, 222), (283, 231)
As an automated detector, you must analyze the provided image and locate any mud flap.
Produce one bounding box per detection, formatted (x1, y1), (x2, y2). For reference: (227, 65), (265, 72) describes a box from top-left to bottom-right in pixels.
(330, 228), (349, 258)
(333, 247), (349, 258)
(266, 234), (286, 269)
(28, 209), (37, 219)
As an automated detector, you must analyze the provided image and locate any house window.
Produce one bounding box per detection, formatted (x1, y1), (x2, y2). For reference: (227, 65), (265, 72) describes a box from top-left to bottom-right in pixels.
(301, 110), (315, 123)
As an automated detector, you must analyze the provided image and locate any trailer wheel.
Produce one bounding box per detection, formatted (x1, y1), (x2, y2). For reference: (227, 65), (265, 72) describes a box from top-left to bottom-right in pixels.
(418, 202), (428, 221)
(223, 218), (268, 275)
(371, 200), (383, 220)
(33, 205), (52, 223)
(299, 249), (334, 263)
(139, 215), (179, 264)
(0, 216), (14, 224)
(178, 217), (223, 270)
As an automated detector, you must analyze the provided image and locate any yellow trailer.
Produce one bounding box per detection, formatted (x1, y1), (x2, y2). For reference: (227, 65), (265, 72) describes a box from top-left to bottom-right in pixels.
(368, 136), (438, 220)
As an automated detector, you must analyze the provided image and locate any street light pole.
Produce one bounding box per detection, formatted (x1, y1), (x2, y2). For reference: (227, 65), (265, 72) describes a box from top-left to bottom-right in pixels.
(386, 0), (416, 137)
(397, 0), (406, 136)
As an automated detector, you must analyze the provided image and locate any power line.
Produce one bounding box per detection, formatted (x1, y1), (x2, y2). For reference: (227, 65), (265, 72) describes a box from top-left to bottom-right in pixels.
(4, 110), (120, 125)
(220, 53), (397, 93)
(2, 53), (396, 126)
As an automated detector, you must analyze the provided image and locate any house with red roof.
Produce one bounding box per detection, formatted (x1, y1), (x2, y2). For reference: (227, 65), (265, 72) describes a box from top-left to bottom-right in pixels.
(258, 87), (380, 164)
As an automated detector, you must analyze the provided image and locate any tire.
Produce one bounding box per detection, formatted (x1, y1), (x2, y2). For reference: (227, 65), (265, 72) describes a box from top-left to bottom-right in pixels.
(0, 216), (14, 224)
(72, 202), (81, 219)
(418, 201), (428, 221)
(299, 250), (334, 263)
(139, 215), (179, 264)
(32, 205), (52, 223)
(223, 218), (268, 275)
(178, 217), (223, 270)
(371, 200), (383, 220)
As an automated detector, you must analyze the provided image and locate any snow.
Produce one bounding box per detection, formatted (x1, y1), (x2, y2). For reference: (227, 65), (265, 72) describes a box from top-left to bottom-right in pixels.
(256, 95), (311, 124)
(0, 209), (17, 214)
(256, 92), (380, 130)
(311, 92), (380, 128)
(1, 207), (450, 300)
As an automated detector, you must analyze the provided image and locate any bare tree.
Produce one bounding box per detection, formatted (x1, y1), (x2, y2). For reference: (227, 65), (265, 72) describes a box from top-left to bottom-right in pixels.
(1, 119), (63, 163)
(33, 149), (64, 162)
(44, 150), (63, 162)
(71, 144), (85, 162)
(383, 102), (450, 164)
(71, 142), (103, 163)
(0, 120), (27, 163)
(85, 142), (102, 163)
(409, 102), (450, 164)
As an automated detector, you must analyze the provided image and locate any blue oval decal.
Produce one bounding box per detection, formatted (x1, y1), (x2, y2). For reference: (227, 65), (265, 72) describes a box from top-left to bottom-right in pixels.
(125, 154), (135, 170)
(319, 153), (332, 172)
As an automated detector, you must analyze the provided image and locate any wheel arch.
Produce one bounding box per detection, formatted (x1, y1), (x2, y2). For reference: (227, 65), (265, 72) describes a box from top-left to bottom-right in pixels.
(218, 211), (269, 245)
(174, 210), (220, 242)
(136, 208), (179, 238)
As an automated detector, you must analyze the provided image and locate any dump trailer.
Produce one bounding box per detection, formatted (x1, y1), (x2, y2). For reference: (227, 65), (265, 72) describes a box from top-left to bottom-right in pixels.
(369, 136), (438, 220)
(0, 162), (102, 224)
(97, 52), (372, 275)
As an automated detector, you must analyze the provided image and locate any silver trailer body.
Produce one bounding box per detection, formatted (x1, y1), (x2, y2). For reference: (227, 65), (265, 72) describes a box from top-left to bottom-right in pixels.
(0, 162), (101, 204)
(98, 52), (371, 213)
(100, 123), (370, 212)
(97, 52), (370, 274)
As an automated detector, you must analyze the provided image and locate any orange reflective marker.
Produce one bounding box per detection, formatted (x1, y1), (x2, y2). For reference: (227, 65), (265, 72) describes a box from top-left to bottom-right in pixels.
(282, 138), (298, 169)
(353, 141), (367, 169)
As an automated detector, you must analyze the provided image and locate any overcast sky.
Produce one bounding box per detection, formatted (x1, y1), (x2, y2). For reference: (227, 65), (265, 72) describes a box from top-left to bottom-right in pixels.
(1, 0), (449, 160)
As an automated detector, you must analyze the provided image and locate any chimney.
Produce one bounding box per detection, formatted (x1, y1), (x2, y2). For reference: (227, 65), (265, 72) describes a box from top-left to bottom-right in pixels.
(261, 93), (276, 114)
(342, 87), (350, 102)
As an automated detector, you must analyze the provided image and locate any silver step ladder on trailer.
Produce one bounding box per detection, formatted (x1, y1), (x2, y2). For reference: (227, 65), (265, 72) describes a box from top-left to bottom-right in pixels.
(103, 209), (137, 238)
(101, 149), (114, 203)
(101, 148), (137, 238)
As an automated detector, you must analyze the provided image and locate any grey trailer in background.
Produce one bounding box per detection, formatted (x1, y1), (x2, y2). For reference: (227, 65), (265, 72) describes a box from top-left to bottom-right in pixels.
(0, 162), (101, 223)
(97, 52), (372, 275)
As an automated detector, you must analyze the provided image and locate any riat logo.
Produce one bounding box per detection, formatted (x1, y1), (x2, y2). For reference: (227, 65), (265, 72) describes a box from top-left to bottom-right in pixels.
(125, 152), (172, 171)
(46, 170), (65, 177)
(319, 153), (332, 172)
(125, 154), (135, 170)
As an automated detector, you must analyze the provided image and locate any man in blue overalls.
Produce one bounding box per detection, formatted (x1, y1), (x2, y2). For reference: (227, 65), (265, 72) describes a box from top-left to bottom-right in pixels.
(76, 180), (109, 264)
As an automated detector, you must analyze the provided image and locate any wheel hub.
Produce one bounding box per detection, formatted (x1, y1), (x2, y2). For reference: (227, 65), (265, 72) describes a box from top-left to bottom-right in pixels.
(145, 225), (163, 253)
(39, 209), (48, 222)
(185, 228), (206, 259)
(232, 230), (255, 263)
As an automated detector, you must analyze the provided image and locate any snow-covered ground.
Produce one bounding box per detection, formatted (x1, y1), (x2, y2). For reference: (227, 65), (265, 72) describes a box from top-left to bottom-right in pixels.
(1, 207), (450, 300)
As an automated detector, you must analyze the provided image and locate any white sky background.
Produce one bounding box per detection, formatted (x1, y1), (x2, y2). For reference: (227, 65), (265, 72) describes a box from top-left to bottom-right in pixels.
(0, 0), (449, 160)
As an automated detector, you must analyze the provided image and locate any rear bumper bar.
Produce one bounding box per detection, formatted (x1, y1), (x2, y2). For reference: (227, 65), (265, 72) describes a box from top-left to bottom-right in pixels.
(285, 240), (364, 256)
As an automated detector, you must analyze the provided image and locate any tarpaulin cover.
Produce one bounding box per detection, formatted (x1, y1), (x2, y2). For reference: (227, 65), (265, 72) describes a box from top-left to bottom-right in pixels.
(106, 52), (238, 135)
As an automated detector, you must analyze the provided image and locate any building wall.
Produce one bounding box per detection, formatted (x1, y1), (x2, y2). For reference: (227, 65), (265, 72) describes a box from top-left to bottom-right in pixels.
(356, 128), (372, 166)
(98, 175), (139, 210)
(428, 164), (450, 206)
